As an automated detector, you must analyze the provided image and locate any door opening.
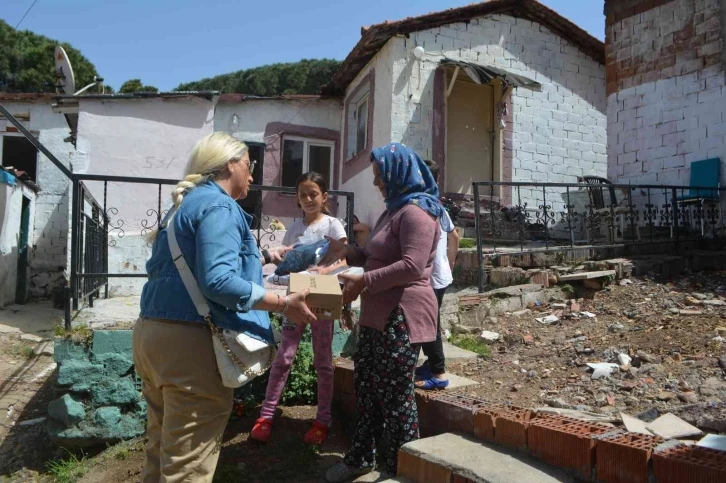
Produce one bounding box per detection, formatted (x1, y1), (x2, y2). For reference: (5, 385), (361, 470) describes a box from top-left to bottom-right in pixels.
(15, 195), (31, 304)
(238, 142), (266, 229)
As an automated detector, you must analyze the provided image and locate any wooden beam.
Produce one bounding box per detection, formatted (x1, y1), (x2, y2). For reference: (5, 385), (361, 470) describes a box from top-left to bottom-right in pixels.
(446, 66), (460, 98)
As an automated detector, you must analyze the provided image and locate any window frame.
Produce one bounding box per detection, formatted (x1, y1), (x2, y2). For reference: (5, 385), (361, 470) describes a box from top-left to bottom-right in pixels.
(280, 135), (335, 188)
(0, 131), (40, 184)
(354, 94), (369, 156)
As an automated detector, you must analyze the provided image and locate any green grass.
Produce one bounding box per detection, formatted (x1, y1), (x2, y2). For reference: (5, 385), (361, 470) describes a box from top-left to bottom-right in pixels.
(4, 343), (36, 360)
(459, 238), (476, 249)
(46, 451), (88, 483)
(54, 323), (92, 345)
(450, 334), (490, 357)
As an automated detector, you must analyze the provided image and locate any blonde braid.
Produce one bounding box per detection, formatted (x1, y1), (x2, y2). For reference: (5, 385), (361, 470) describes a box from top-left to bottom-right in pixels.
(171, 173), (206, 209)
(146, 132), (248, 243)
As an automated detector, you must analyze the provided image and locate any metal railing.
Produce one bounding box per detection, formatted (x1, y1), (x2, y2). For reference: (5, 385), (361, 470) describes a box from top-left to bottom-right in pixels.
(472, 181), (725, 292)
(68, 174), (355, 326)
(0, 104), (356, 329)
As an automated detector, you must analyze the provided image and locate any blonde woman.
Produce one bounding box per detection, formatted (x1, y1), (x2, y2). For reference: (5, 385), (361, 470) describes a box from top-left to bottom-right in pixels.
(134, 132), (316, 482)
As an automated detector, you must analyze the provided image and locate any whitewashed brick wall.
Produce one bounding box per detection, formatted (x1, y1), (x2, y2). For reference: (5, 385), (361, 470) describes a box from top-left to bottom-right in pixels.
(386, 13), (607, 210)
(1, 102), (73, 298)
(607, 0), (726, 192)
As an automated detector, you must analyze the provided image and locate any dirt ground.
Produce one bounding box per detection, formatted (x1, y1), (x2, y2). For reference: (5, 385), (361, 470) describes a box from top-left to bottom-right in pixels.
(447, 272), (726, 432)
(1, 398), (353, 483)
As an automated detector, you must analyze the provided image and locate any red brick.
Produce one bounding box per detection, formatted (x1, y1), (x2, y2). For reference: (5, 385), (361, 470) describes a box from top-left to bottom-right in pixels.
(596, 432), (664, 483)
(494, 409), (533, 451)
(425, 393), (491, 435)
(528, 416), (612, 480)
(653, 445), (726, 483)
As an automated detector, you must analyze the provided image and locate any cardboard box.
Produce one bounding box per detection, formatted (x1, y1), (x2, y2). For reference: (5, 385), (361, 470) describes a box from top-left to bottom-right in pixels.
(288, 273), (343, 320)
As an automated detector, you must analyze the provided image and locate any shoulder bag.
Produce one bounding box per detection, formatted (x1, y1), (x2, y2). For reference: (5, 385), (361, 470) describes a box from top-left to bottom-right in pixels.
(166, 210), (276, 388)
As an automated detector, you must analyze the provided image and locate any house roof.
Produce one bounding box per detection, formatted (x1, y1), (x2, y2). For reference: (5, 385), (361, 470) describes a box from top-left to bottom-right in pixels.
(218, 93), (341, 102)
(321, 0), (605, 95)
(0, 93), (58, 102)
(56, 91), (220, 100)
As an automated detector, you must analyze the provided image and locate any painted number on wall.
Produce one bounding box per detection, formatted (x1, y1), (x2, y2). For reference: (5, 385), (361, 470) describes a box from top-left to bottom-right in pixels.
(144, 157), (177, 169)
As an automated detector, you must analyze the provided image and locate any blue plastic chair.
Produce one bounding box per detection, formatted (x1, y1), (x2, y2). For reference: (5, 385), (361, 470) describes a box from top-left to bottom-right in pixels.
(678, 158), (721, 201)
(677, 158), (721, 236)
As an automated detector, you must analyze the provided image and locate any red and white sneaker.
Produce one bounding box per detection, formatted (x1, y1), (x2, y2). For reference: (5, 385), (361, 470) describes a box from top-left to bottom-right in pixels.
(249, 417), (273, 443)
(303, 420), (329, 445)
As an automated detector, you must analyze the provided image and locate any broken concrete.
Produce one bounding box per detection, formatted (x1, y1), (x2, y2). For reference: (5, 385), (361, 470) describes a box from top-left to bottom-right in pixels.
(558, 270), (616, 281)
(399, 433), (574, 483)
(646, 413), (703, 440)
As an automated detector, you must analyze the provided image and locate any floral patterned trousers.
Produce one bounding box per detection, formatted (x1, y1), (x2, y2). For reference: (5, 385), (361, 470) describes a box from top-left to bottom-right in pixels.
(343, 307), (420, 475)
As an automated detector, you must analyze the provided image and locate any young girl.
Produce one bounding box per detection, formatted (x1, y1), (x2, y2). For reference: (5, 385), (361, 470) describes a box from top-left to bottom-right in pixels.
(250, 172), (347, 445)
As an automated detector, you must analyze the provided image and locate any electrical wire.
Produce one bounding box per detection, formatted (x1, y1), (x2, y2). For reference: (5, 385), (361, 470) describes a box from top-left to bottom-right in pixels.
(15, 0), (39, 29)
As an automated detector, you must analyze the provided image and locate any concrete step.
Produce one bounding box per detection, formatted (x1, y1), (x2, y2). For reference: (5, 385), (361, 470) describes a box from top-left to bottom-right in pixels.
(418, 341), (479, 365)
(398, 432), (574, 483)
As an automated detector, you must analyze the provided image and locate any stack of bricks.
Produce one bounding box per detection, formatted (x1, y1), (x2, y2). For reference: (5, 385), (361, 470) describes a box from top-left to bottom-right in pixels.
(528, 415), (612, 480)
(652, 444), (726, 483)
(596, 431), (664, 483)
(332, 358), (355, 421)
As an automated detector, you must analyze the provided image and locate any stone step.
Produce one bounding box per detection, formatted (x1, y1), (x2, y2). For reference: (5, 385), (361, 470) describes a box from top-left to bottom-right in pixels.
(417, 341), (480, 365)
(397, 432), (574, 483)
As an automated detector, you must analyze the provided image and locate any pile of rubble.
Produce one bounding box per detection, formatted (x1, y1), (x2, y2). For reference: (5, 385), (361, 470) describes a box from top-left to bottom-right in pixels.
(448, 271), (726, 438)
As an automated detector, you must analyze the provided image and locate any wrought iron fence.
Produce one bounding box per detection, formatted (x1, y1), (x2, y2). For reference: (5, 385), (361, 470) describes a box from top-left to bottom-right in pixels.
(68, 174), (355, 326)
(472, 181), (726, 292)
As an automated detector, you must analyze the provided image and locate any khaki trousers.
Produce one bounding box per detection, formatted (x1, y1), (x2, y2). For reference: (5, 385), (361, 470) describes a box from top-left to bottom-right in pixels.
(133, 317), (233, 483)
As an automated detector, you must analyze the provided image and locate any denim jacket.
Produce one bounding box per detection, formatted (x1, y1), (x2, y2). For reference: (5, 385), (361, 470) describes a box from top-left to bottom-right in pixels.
(140, 180), (272, 344)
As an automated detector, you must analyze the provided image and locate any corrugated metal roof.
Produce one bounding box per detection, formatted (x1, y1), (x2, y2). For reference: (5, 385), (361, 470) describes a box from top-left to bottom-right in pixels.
(441, 58), (542, 91)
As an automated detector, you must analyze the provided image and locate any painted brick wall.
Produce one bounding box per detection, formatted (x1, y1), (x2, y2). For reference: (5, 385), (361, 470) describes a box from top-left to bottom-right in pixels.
(387, 13), (607, 211)
(606, 0), (726, 193)
(1, 102), (73, 298)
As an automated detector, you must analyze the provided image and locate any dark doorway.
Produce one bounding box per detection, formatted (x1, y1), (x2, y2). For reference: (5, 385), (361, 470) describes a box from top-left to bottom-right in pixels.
(2, 135), (38, 182)
(238, 142), (265, 229)
(15, 196), (31, 304)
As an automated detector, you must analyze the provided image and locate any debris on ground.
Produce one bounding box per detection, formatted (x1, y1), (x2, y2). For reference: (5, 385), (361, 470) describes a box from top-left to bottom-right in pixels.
(448, 271), (726, 440)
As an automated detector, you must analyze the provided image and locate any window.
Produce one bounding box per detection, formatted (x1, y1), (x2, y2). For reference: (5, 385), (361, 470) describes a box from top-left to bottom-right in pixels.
(281, 137), (334, 187)
(1, 134), (38, 182)
(355, 95), (369, 155)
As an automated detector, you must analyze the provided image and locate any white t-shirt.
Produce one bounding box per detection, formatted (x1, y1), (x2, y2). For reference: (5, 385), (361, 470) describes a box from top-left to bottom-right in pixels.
(282, 215), (347, 246)
(431, 211), (454, 290)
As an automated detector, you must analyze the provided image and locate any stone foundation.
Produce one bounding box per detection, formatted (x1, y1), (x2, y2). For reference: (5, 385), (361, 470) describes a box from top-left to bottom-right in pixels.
(48, 330), (145, 446)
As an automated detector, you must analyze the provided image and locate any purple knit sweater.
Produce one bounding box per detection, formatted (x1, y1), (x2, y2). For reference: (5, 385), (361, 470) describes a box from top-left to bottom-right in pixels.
(354, 204), (440, 344)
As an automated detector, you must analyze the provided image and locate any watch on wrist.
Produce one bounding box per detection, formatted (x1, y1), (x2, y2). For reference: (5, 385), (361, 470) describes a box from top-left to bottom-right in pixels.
(261, 249), (271, 265)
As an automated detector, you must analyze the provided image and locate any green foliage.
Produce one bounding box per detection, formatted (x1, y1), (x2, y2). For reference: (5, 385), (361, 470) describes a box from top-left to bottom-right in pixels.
(176, 59), (342, 95)
(45, 450), (88, 483)
(0, 19), (101, 93)
(55, 323), (92, 345)
(234, 315), (318, 406)
(450, 334), (490, 357)
(119, 78), (158, 93)
(459, 238), (476, 249)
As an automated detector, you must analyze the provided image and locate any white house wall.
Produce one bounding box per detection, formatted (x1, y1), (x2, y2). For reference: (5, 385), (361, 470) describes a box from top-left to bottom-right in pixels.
(340, 40), (394, 227)
(215, 98), (341, 145)
(76, 96), (215, 296)
(0, 181), (36, 307)
(386, 14), (607, 210)
(0, 101), (73, 298)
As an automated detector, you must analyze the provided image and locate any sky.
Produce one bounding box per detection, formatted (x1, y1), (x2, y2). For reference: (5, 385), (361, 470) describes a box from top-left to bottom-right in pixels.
(3, 0), (605, 92)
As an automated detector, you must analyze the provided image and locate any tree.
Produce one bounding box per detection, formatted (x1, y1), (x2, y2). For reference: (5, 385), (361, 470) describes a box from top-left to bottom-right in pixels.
(118, 78), (159, 93)
(0, 19), (102, 93)
(175, 59), (341, 95)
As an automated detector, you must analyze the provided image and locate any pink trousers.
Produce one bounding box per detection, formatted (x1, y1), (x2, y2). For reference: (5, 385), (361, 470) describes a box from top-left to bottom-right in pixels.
(259, 319), (334, 425)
